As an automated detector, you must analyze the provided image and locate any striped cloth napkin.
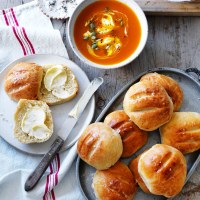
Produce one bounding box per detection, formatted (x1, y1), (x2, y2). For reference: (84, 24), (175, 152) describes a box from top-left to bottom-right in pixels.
(0, 1), (83, 200)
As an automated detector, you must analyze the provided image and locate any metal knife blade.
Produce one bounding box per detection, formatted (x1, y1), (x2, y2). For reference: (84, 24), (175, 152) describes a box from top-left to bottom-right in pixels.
(57, 76), (103, 141)
(24, 77), (103, 191)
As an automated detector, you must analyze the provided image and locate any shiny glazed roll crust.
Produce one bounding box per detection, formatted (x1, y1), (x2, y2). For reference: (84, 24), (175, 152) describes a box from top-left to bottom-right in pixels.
(160, 112), (200, 154)
(140, 73), (183, 111)
(93, 162), (137, 200)
(123, 80), (174, 131)
(138, 144), (186, 198)
(129, 153), (150, 194)
(77, 122), (123, 170)
(4, 62), (43, 101)
(104, 110), (148, 157)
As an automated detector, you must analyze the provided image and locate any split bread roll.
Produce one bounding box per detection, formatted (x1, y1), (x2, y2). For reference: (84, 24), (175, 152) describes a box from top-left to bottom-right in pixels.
(93, 162), (137, 200)
(4, 63), (79, 105)
(38, 64), (79, 105)
(4, 62), (43, 101)
(123, 80), (174, 131)
(130, 144), (186, 198)
(160, 112), (200, 154)
(104, 110), (148, 157)
(140, 73), (183, 111)
(77, 122), (123, 170)
(14, 99), (53, 144)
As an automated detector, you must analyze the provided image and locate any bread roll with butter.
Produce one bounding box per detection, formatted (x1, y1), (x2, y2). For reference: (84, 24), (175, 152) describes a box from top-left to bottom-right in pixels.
(14, 99), (53, 144)
(123, 80), (173, 131)
(38, 64), (78, 105)
(93, 162), (137, 200)
(77, 122), (123, 170)
(132, 144), (186, 198)
(4, 62), (43, 101)
(140, 73), (183, 111)
(104, 110), (148, 157)
(160, 112), (200, 154)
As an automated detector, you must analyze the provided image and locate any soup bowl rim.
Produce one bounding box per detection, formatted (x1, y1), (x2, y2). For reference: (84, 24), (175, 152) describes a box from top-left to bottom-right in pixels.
(68, 0), (148, 69)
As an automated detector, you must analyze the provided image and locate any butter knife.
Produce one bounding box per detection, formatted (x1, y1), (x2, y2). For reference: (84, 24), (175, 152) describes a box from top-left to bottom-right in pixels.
(25, 77), (103, 191)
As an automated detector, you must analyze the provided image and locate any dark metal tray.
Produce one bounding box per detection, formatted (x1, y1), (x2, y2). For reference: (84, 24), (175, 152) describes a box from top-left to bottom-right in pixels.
(76, 67), (200, 200)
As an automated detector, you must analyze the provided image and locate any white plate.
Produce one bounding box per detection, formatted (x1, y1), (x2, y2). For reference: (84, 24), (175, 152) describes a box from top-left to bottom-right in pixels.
(0, 54), (95, 155)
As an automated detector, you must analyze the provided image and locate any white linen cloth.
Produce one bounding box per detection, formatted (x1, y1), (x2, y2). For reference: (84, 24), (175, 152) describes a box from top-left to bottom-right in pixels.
(0, 1), (83, 199)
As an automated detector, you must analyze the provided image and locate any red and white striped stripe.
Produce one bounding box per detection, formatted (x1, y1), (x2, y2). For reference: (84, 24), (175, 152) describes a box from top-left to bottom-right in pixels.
(1, 8), (35, 55)
(1, 7), (60, 199)
(43, 154), (60, 200)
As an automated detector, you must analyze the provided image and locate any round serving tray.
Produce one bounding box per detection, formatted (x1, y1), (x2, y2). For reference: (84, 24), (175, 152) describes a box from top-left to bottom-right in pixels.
(76, 67), (200, 200)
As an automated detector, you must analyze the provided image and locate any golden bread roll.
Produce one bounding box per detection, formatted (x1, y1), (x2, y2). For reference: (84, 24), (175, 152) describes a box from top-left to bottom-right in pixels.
(138, 144), (186, 198)
(14, 99), (53, 144)
(38, 64), (79, 105)
(123, 80), (173, 131)
(77, 122), (123, 170)
(160, 112), (200, 154)
(104, 110), (148, 157)
(4, 62), (43, 101)
(129, 153), (150, 194)
(93, 162), (137, 200)
(140, 73), (183, 111)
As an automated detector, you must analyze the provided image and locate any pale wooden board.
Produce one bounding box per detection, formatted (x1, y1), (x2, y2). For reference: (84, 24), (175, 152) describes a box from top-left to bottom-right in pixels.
(136, 0), (200, 16)
(0, 0), (200, 199)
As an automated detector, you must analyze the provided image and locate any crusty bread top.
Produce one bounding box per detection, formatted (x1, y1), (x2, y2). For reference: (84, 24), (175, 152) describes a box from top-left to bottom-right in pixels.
(14, 99), (53, 144)
(123, 80), (174, 131)
(38, 64), (79, 105)
(104, 110), (148, 157)
(93, 162), (137, 200)
(160, 112), (200, 154)
(4, 62), (43, 101)
(77, 122), (123, 170)
(140, 73), (183, 111)
(129, 153), (150, 194)
(138, 144), (186, 198)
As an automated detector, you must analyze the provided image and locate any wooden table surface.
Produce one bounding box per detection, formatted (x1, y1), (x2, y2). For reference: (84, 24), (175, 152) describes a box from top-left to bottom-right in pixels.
(1, 0), (200, 199)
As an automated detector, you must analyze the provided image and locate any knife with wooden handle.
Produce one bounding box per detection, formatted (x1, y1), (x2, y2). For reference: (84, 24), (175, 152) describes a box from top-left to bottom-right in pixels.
(24, 77), (103, 191)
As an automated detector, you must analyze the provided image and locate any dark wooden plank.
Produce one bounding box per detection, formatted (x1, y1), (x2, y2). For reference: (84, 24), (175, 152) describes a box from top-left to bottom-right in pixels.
(136, 0), (200, 16)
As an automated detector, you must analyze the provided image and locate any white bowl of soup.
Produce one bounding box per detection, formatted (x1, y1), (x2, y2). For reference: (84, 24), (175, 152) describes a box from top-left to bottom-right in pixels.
(68, 0), (148, 69)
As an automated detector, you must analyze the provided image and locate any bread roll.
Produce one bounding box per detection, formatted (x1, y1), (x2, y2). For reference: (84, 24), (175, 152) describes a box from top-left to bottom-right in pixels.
(14, 99), (53, 144)
(104, 110), (148, 157)
(138, 144), (186, 198)
(140, 73), (183, 111)
(129, 153), (150, 194)
(93, 162), (137, 200)
(160, 112), (200, 154)
(38, 64), (79, 105)
(123, 80), (173, 131)
(4, 62), (43, 101)
(77, 122), (123, 170)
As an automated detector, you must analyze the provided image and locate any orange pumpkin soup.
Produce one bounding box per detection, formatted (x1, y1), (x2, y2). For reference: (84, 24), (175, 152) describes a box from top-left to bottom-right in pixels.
(74, 0), (141, 65)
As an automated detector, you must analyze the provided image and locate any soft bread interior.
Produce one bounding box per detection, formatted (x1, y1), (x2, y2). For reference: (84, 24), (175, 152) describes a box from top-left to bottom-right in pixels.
(38, 64), (79, 105)
(14, 99), (53, 144)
